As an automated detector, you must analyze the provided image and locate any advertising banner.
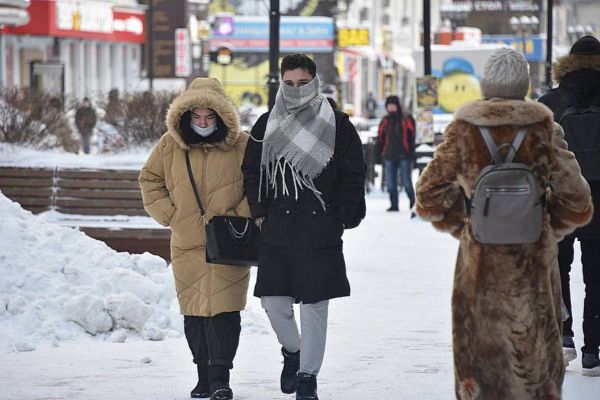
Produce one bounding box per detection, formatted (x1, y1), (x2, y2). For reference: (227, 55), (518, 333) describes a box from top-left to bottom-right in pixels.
(210, 16), (334, 53)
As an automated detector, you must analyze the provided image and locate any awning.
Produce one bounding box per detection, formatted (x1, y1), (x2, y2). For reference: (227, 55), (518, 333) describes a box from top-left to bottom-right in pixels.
(340, 46), (378, 61)
(389, 52), (416, 72)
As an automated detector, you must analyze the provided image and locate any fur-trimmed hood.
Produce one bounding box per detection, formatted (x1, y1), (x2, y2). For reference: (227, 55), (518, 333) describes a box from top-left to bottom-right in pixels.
(553, 54), (600, 84)
(454, 99), (554, 127)
(166, 77), (241, 150)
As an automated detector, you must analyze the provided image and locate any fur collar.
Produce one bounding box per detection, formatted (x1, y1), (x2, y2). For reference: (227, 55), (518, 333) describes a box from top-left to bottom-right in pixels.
(166, 78), (241, 150)
(553, 54), (600, 84)
(454, 99), (553, 126)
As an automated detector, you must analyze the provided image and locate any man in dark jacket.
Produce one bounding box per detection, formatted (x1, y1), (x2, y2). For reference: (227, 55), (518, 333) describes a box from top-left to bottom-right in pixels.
(242, 54), (366, 400)
(365, 91), (377, 119)
(539, 35), (600, 376)
(377, 95), (416, 215)
(74, 97), (97, 154)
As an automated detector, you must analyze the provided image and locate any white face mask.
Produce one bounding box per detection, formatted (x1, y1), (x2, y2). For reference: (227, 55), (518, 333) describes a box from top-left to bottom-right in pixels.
(190, 122), (217, 137)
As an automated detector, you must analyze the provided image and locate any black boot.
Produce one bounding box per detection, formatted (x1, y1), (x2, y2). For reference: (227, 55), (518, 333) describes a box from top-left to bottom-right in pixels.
(210, 384), (233, 400)
(191, 364), (211, 398)
(296, 373), (318, 400)
(209, 366), (233, 400)
(281, 347), (300, 394)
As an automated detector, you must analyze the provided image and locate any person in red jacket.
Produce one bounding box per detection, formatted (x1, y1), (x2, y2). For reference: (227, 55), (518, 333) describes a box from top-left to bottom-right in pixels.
(377, 95), (416, 215)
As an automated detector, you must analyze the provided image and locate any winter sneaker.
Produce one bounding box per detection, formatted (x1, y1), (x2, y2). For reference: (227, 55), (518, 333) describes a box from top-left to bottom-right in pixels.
(281, 347), (300, 394)
(387, 206), (399, 212)
(582, 352), (600, 377)
(210, 384), (233, 400)
(562, 336), (577, 365)
(191, 364), (211, 398)
(296, 373), (318, 400)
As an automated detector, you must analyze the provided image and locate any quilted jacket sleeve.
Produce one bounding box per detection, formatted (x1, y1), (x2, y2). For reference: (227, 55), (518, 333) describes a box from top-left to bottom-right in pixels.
(546, 123), (594, 240)
(415, 122), (466, 239)
(138, 136), (176, 227)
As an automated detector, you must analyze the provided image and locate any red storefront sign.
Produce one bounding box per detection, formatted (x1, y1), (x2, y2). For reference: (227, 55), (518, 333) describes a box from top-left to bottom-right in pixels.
(2, 0), (145, 43)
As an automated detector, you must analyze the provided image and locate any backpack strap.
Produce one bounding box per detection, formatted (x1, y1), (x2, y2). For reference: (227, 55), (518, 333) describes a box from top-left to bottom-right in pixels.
(478, 127), (502, 164)
(504, 126), (528, 163)
(479, 126), (529, 164)
(560, 105), (600, 123)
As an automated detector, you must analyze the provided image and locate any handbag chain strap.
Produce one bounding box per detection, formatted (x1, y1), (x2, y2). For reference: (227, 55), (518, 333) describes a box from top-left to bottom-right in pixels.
(185, 150), (207, 225)
(227, 219), (249, 238)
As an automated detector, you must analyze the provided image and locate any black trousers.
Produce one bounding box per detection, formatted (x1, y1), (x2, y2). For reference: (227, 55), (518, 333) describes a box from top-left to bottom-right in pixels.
(558, 235), (600, 352)
(184, 312), (241, 384)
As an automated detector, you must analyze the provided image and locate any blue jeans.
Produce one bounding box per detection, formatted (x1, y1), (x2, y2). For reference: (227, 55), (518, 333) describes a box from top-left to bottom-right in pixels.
(385, 159), (415, 209)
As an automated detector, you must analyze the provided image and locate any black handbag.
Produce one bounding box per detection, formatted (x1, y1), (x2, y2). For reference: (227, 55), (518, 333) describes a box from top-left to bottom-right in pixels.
(185, 151), (259, 267)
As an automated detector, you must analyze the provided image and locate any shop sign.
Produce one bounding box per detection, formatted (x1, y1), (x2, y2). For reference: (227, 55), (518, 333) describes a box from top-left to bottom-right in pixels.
(338, 28), (369, 47)
(175, 28), (191, 77)
(148, 0), (187, 78)
(56, 0), (113, 33)
(210, 16), (334, 53)
(1, 0), (145, 43)
(441, 1), (540, 13)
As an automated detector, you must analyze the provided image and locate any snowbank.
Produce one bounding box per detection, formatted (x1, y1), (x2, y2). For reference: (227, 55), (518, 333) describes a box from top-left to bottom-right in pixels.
(0, 143), (150, 170)
(0, 191), (182, 353)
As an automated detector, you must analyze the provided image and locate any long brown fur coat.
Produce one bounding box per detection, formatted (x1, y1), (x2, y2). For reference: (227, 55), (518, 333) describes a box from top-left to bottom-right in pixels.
(416, 99), (593, 399)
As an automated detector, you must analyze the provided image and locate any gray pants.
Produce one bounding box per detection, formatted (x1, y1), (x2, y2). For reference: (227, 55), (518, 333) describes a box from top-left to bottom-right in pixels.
(261, 296), (329, 375)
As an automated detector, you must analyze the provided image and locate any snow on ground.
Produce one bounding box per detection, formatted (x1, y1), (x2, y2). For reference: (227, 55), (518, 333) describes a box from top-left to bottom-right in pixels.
(0, 143), (150, 170)
(0, 194), (597, 399)
(0, 191), (183, 353)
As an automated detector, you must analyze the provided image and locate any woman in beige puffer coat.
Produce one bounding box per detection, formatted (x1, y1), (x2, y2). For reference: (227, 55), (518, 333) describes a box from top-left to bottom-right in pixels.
(139, 78), (250, 400)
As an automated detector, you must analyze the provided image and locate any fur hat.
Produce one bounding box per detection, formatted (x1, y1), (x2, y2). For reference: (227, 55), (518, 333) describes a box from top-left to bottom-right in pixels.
(570, 35), (600, 55)
(480, 48), (530, 100)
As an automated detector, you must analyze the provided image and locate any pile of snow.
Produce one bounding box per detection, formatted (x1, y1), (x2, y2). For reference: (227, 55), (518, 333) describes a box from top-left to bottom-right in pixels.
(0, 191), (182, 353)
(0, 143), (150, 170)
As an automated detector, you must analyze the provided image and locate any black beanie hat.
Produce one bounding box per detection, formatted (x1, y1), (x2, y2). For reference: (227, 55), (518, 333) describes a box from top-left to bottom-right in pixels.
(570, 35), (600, 55)
(385, 95), (401, 108)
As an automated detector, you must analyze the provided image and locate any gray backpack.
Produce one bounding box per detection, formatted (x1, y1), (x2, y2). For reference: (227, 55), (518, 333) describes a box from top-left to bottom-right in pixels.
(469, 126), (543, 244)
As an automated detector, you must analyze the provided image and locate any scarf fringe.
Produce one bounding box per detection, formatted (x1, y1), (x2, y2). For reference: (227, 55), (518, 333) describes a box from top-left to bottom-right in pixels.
(258, 158), (327, 210)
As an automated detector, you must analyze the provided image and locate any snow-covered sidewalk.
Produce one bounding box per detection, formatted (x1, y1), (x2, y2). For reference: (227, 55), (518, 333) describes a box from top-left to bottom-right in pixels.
(0, 196), (597, 399)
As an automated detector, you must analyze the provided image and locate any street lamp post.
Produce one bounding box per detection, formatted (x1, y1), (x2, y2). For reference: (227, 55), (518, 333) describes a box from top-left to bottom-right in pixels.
(510, 15), (539, 58)
(509, 14), (539, 95)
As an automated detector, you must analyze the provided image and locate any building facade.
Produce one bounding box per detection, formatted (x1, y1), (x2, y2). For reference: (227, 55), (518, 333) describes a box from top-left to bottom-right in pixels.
(1, 0), (145, 101)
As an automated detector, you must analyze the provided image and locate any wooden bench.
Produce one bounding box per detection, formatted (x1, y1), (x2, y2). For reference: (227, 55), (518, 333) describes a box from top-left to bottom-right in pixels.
(0, 166), (171, 261)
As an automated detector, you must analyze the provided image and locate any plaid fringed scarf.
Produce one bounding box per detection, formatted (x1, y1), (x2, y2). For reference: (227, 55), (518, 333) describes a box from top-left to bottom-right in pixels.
(259, 76), (336, 209)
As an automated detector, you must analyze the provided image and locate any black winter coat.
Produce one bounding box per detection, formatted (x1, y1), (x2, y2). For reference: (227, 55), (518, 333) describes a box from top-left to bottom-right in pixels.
(539, 65), (600, 239)
(242, 110), (366, 303)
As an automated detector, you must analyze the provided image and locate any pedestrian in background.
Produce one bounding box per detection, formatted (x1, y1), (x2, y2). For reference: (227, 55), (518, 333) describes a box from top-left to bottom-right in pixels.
(377, 95), (416, 216)
(139, 78), (251, 400)
(365, 91), (377, 119)
(242, 54), (366, 400)
(74, 97), (97, 154)
(416, 48), (593, 399)
(538, 35), (600, 376)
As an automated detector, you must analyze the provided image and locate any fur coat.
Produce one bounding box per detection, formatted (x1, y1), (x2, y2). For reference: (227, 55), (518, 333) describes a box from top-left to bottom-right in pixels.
(416, 99), (593, 399)
(139, 78), (251, 316)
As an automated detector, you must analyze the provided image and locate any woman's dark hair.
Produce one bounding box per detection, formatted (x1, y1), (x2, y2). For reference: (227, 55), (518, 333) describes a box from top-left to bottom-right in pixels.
(280, 54), (317, 78)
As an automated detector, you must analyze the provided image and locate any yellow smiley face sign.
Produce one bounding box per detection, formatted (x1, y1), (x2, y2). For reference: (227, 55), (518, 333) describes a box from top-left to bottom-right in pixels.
(438, 72), (482, 113)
